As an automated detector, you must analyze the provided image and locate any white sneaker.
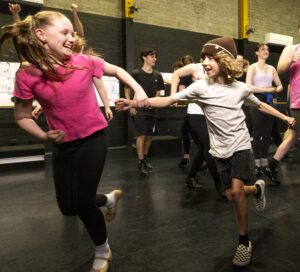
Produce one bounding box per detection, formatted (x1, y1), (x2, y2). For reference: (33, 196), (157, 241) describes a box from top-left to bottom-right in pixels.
(233, 241), (252, 266)
(254, 179), (266, 211)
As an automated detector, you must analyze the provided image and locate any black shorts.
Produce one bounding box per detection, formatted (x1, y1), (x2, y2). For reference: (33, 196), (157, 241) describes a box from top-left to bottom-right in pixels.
(132, 112), (156, 136)
(214, 149), (253, 192)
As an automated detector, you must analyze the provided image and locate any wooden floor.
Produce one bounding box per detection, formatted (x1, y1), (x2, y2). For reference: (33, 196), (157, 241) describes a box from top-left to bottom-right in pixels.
(0, 145), (300, 272)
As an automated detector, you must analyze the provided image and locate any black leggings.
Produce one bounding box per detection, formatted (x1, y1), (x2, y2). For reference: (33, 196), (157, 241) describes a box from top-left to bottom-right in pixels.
(250, 108), (275, 159)
(52, 130), (107, 246)
(181, 115), (191, 155)
(187, 114), (221, 192)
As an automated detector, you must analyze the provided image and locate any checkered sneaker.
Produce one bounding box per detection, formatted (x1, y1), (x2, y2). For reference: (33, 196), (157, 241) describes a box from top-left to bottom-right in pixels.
(233, 241), (252, 266)
(254, 179), (266, 211)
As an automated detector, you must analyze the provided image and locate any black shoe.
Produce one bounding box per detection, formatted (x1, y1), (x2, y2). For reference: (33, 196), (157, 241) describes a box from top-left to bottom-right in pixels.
(198, 162), (208, 171)
(254, 167), (264, 180)
(263, 167), (281, 185)
(185, 177), (202, 188)
(178, 158), (190, 168)
(138, 160), (150, 174)
(144, 158), (153, 170)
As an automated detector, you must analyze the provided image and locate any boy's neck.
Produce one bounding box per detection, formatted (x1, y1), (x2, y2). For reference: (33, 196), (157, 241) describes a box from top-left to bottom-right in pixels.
(142, 63), (154, 73)
(215, 76), (225, 85)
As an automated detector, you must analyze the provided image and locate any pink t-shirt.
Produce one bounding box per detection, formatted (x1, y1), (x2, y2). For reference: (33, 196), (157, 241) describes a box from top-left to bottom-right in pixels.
(290, 45), (300, 109)
(14, 54), (108, 142)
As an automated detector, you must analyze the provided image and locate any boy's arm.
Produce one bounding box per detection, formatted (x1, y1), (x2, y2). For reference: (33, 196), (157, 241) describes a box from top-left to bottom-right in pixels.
(115, 96), (176, 111)
(148, 96), (177, 108)
(257, 102), (295, 127)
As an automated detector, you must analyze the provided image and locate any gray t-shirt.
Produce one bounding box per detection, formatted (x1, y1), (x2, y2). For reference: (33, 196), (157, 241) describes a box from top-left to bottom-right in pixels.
(172, 78), (261, 159)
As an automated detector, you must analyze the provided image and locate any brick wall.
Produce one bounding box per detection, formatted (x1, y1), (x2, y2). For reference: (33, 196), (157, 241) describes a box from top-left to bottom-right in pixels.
(0, 0), (297, 148)
(43, 0), (300, 43)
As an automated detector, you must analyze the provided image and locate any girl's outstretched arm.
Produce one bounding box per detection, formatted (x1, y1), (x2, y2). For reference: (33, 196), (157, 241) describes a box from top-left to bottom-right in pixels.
(103, 62), (148, 106)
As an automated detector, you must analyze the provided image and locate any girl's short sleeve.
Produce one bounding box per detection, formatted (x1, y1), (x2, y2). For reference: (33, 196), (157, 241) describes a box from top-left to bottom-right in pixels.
(89, 55), (105, 79)
(13, 70), (34, 100)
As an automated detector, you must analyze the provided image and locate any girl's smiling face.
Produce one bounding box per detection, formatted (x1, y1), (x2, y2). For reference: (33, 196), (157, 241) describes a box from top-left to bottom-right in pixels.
(35, 16), (75, 60)
(256, 44), (269, 60)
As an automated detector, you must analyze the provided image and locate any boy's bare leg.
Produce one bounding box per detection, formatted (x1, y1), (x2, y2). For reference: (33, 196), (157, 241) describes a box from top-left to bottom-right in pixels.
(225, 179), (248, 235)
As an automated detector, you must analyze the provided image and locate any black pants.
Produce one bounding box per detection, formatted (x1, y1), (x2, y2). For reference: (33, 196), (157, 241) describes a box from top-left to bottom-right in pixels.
(250, 108), (275, 159)
(187, 114), (221, 192)
(52, 130), (107, 245)
(181, 115), (191, 155)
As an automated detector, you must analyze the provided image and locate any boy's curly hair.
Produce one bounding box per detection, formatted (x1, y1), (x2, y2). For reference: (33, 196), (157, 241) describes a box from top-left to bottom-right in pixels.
(213, 51), (242, 84)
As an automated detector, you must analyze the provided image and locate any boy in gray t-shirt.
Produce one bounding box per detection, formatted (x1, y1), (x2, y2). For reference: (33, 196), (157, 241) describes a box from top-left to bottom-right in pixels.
(116, 37), (295, 267)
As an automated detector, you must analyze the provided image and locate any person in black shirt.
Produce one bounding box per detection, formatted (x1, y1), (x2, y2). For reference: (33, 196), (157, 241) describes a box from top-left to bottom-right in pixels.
(125, 49), (165, 174)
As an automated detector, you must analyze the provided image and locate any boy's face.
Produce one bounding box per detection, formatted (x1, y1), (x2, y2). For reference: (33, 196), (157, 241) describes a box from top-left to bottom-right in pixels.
(202, 55), (220, 79)
(236, 55), (244, 70)
(143, 53), (157, 67)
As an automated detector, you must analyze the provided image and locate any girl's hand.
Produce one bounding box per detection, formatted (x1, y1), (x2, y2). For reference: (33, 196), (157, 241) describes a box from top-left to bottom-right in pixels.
(46, 130), (65, 144)
(70, 3), (78, 13)
(31, 104), (43, 120)
(134, 92), (149, 107)
(129, 107), (137, 116)
(291, 52), (300, 63)
(115, 98), (134, 111)
(105, 107), (113, 122)
(8, 3), (21, 14)
(284, 116), (296, 128)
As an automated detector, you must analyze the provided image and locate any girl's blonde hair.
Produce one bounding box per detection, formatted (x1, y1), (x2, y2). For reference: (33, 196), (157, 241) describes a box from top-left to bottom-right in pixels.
(213, 51), (242, 84)
(0, 11), (72, 80)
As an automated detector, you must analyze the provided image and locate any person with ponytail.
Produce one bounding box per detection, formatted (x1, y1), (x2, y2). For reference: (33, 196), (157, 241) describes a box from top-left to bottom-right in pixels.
(0, 11), (147, 272)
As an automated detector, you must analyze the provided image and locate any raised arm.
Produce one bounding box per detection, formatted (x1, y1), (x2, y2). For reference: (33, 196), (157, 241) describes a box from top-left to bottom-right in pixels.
(170, 63), (202, 94)
(277, 45), (296, 74)
(8, 3), (21, 23)
(71, 3), (84, 38)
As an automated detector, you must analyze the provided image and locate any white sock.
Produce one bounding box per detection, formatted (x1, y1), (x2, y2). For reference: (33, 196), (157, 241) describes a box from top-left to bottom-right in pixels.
(261, 158), (268, 167)
(93, 240), (110, 270)
(105, 192), (115, 209)
(255, 159), (261, 168)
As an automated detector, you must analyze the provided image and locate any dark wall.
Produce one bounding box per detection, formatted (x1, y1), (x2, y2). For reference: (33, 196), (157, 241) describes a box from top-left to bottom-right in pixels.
(0, 8), (289, 148)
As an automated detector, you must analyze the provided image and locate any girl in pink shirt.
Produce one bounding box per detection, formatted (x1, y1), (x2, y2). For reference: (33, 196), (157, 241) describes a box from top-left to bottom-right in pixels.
(268, 20), (300, 180)
(0, 11), (147, 272)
